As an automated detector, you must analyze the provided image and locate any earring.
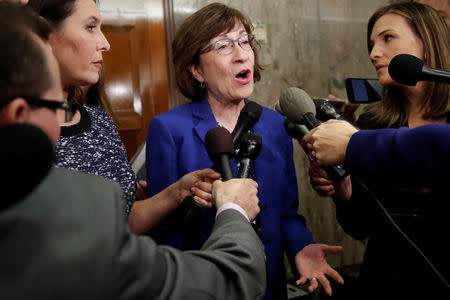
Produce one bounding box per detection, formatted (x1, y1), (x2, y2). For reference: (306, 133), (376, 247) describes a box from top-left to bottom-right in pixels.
(200, 82), (207, 91)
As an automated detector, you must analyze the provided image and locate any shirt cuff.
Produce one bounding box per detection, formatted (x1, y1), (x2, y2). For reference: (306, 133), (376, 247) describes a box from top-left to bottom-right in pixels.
(216, 202), (250, 222)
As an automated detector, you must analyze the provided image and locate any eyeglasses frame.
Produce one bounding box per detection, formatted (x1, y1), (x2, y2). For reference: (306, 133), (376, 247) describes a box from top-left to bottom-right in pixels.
(23, 96), (76, 122)
(200, 33), (256, 56)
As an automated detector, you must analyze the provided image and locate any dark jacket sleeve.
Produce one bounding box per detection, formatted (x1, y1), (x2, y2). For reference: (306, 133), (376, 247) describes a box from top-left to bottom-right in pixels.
(346, 124), (450, 186)
(116, 207), (267, 300)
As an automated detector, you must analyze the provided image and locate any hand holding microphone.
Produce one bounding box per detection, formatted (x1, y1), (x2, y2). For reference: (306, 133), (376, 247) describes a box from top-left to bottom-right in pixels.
(212, 178), (260, 222)
(303, 120), (358, 166)
(275, 87), (348, 181)
(175, 126), (235, 237)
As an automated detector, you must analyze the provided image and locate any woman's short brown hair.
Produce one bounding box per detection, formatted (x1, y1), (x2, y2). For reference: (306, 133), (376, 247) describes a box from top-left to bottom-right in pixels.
(172, 2), (262, 102)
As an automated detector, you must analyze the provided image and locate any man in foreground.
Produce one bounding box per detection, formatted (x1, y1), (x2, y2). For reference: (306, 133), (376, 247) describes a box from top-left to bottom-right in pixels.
(0, 3), (266, 299)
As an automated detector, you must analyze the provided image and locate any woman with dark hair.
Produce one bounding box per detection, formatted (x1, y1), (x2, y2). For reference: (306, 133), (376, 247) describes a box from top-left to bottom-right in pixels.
(309, 2), (450, 297)
(145, 3), (344, 299)
(27, 0), (219, 233)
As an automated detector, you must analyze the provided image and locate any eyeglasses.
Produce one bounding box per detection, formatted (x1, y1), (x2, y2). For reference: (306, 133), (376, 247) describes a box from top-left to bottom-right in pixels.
(200, 34), (256, 56)
(24, 97), (76, 122)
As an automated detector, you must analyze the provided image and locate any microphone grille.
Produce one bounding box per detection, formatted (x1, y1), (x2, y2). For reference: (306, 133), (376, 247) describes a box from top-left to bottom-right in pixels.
(388, 54), (424, 86)
(240, 131), (262, 145)
(205, 126), (235, 160)
(278, 87), (316, 122)
(237, 132), (262, 160)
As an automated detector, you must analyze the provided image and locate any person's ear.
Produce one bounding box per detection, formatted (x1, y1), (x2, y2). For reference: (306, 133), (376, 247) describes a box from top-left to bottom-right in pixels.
(48, 30), (59, 52)
(188, 64), (205, 84)
(0, 98), (29, 126)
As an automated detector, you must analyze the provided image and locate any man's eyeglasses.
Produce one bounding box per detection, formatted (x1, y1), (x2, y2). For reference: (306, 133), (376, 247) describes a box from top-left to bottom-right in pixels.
(200, 33), (256, 56)
(24, 97), (76, 122)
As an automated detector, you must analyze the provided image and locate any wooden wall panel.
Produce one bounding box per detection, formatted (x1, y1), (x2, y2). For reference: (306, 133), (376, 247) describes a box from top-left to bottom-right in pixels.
(100, 0), (170, 161)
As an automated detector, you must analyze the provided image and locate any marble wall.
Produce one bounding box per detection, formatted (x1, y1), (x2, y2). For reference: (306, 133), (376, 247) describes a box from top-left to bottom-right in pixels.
(168, 0), (390, 274)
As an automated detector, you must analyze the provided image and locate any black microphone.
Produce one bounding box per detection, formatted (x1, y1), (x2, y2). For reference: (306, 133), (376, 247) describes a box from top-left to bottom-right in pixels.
(276, 87), (348, 181)
(231, 101), (263, 146)
(1, 123), (53, 210)
(176, 126), (235, 238)
(388, 53), (450, 86)
(314, 98), (346, 122)
(236, 131), (263, 240)
(205, 126), (235, 181)
(283, 118), (309, 141)
(236, 132), (262, 178)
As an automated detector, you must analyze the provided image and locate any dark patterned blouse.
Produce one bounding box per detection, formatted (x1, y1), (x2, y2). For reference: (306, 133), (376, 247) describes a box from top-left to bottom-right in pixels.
(54, 104), (136, 215)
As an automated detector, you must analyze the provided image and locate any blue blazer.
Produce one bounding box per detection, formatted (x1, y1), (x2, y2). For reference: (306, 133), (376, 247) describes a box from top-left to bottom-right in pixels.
(146, 97), (314, 299)
(346, 124), (450, 186)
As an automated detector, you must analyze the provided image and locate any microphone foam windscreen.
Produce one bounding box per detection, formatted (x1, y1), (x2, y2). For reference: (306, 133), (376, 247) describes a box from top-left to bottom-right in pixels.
(0, 123), (53, 209)
(388, 54), (424, 86)
(277, 87), (316, 122)
(205, 126), (235, 160)
(242, 101), (263, 120)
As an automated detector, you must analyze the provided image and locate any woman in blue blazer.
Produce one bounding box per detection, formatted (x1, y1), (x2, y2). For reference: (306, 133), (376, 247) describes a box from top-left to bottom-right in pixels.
(146, 3), (343, 299)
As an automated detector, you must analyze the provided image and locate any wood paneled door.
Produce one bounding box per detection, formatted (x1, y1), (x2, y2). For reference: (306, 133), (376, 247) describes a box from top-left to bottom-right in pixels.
(100, 0), (170, 161)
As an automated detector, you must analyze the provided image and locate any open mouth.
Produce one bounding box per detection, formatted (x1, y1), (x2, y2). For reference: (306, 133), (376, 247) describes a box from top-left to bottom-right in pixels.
(235, 69), (250, 79)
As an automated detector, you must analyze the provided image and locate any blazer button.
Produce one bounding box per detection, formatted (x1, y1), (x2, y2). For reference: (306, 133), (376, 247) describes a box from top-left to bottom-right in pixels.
(260, 204), (267, 211)
(265, 237), (272, 243)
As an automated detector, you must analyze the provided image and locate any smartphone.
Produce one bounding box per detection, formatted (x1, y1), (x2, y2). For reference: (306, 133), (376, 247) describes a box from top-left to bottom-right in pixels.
(344, 78), (382, 103)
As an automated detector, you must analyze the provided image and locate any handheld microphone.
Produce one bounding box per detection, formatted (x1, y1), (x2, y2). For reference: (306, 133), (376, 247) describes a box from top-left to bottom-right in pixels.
(236, 132), (262, 178)
(1, 123), (53, 210)
(275, 87), (316, 124)
(388, 53), (450, 86)
(235, 131), (263, 240)
(276, 87), (348, 181)
(283, 118), (309, 141)
(314, 98), (346, 122)
(231, 101), (263, 146)
(205, 126), (235, 181)
(176, 126), (235, 238)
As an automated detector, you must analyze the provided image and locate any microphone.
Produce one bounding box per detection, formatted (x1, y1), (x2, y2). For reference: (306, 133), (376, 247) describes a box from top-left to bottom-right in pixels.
(235, 131), (263, 240)
(0, 123), (53, 210)
(236, 132), (262, 179)
(275, 87), (316, 124)
(176, 126), (235, 238)
(231, 101), (263, 146)
(276, 87), (348, 181)
(388, 53), (450, 86)
(283, 118), (309, 141)
(205, 126), (235, 181)
(313, 98), (346, 122)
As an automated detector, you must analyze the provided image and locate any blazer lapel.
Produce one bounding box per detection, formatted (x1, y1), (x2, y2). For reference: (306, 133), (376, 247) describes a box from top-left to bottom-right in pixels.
(192, 98), (219, 145)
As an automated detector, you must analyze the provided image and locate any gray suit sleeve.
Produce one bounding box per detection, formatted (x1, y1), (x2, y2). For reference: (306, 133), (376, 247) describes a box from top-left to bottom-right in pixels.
(116, 208), (266, 300)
